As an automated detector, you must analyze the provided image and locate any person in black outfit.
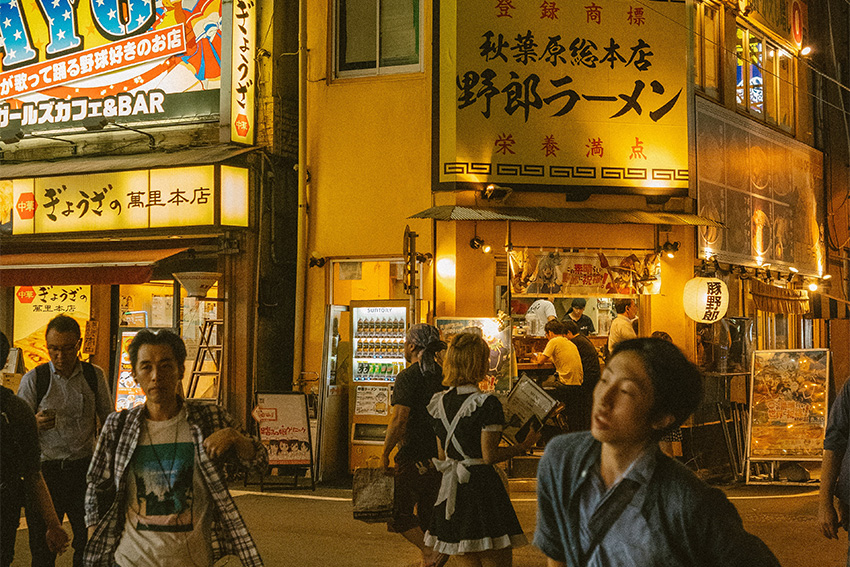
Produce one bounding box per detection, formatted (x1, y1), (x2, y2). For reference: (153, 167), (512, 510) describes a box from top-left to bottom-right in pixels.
(0, 332), (69, 567)
(564, 298), (596, 336)
(563, 319), (601, 431)
(381, 324), (448, 567)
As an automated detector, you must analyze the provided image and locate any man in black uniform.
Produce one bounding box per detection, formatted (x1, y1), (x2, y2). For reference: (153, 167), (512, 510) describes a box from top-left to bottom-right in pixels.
(563, 298), (595, 336)
(381, 324), (448, 567)
(563, 319), (601, 431)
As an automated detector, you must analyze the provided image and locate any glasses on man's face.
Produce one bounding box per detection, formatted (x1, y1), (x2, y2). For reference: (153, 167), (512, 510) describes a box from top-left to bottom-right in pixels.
(47, 341), (80, 354)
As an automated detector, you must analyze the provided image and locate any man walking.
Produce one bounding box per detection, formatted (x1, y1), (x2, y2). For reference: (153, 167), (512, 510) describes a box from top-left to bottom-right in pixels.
(84, 329), (267, 566)
(17, 315), (112, 567)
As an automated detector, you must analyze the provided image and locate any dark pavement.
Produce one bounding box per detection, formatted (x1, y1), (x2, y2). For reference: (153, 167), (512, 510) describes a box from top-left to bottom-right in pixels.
(9, 481), (846, 566)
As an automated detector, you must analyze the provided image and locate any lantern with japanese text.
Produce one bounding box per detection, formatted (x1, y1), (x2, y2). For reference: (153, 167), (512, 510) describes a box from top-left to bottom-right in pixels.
(683, 277), (729, 323)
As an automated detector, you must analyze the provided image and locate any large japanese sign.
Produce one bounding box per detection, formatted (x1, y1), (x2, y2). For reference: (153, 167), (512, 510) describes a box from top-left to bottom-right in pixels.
(9, 165), (248, 234)
(13, 285), (91, 372)
(0, 0), (255, 142)
(696, 98), (824, 275)
(229, 0), (256, 144)
(436, 0), (688, 194)
(748, 349), (828, 460)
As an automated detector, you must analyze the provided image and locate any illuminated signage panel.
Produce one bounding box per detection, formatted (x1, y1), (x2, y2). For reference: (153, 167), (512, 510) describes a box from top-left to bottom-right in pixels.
(0, 1), (224, 134)
(149, 167), (215, 228)
(221, 165), (249, 226)
(437, 0), (688, 192)
(230, 0), (256, 144)
(11, 165), (249, 234)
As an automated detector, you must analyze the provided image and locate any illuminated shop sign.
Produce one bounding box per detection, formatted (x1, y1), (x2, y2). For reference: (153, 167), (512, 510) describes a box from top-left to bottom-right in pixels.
(436, 0), (688, 193)
(229, 0), (256, 144)
(0, 0), (254, 137)
(9, 165), (249, 234)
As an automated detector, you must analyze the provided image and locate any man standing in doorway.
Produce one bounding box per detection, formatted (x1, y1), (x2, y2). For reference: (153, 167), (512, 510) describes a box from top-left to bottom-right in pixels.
(564, 298), (595, 336)
(607, 298), (637, 355)
(17, 315), (113, 567)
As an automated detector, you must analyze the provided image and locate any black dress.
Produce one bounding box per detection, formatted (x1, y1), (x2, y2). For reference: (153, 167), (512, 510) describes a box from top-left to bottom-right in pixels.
(423, 385), (528, 555)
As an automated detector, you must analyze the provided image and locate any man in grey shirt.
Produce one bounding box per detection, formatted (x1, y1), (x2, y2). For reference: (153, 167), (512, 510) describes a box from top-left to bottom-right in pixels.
(17, 315), (112, 567)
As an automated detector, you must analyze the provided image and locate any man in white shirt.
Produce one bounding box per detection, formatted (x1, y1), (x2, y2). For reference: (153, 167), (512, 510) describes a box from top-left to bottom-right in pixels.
(526, 298), (557, 337)
(607, 298), (638, 355)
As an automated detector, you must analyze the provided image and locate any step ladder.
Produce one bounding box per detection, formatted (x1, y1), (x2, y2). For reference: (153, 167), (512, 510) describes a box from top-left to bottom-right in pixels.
(187, 319), (224, 400)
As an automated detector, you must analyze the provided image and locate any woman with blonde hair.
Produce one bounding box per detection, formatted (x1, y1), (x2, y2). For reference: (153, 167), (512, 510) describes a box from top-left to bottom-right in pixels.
(424, 332), (540, 567)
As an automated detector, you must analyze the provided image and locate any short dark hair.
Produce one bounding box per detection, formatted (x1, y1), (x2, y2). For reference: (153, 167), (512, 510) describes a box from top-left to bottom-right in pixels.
(571, 298), (587, 310)
(46, 314), (81, 338)
(127, 329), (188, 371)
(610, 337), (703, 439)
(544, 320), (565, 335)
(0, 332), (9, 368)
(650, 330), (673, 343)
(561, 319), (579, 336)
(613, 298), (634, 314)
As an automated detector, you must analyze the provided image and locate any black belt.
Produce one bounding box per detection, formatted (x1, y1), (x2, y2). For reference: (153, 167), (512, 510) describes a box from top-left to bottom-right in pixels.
(42, 457), (91, 470)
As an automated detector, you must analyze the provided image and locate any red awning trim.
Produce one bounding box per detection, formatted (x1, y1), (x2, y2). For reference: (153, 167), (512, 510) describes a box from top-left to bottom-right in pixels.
(0, 248), (187, 286)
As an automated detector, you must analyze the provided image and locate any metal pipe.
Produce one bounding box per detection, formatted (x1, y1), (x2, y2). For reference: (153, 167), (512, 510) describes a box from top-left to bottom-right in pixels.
(292, 0), (309, 387)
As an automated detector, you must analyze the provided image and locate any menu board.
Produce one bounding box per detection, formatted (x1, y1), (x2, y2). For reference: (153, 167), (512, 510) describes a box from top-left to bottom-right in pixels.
(255, 393), (312, 467)
(748, 349), (829, 460)
(503, 376), (557, 445)
(435, 317), (512, 392)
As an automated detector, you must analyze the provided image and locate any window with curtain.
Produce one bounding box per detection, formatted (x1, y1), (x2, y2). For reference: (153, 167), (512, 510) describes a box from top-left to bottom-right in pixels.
(337, 0), (421, 77)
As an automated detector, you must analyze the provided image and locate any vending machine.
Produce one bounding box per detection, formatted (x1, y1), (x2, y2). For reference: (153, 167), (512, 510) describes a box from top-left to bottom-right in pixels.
(348, 300), (409, 471)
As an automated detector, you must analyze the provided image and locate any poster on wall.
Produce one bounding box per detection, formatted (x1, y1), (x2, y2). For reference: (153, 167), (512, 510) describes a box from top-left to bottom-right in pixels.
(435, 317), (512, 392)
(436, 0), (688, 194)
(696, 98), (825, 275)
(748, 349), (828, 460)
(114, 329), (145, 411)
(354, 385), (391, 417)
(254, 393), (313, 467)
(509, 249), (660, 296)
(13, 285), (91, 372)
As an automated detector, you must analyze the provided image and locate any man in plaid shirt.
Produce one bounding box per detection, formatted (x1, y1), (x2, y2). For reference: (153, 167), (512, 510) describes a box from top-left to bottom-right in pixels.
(84, 329), (266, 567)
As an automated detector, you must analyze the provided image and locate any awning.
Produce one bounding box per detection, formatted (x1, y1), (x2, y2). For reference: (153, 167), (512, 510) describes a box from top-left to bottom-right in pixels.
(409, 205), (724, 226)
(749, 279), (810, 314)
(0, 248), (188, 286)
(0, 145), (258, 179)
(806, 292), (850, 319)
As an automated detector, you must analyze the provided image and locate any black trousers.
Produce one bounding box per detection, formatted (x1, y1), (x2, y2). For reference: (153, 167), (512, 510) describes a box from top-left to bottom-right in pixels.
(1, 480), (24, 567)
(26, 457), (90, 567)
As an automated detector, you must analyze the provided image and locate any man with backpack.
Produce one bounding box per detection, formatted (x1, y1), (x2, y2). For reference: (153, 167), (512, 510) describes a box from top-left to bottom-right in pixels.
(17, 315), (112, 567)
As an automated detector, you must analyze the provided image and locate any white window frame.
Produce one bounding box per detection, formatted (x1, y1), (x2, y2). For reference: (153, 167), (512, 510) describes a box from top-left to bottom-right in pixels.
(334, 0), (424, 78)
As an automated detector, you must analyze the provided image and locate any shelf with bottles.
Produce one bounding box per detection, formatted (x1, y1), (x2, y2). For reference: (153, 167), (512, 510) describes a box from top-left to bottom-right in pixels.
(353, 338), (405, 359)
(354, 361), (405, 381)
(355, 317), (406, 339)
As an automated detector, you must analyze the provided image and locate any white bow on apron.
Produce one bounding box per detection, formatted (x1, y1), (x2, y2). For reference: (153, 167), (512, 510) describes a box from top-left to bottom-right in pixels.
(432, 390), (489, 520)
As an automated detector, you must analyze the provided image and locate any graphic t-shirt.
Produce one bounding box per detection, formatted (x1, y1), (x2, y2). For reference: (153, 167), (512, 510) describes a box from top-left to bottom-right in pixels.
(114, 408), (213, 567)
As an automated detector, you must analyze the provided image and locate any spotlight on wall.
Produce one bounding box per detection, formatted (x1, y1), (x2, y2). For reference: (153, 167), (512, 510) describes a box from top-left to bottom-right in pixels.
(822, 274), (833, 280)
(659, 240), (680, 259)
(800, 46), (812, 56)
(470, 236), (485, 250)
(808, 282), (819, 292)
(482, 184), (513, 202)
(308, 256), (327, 268)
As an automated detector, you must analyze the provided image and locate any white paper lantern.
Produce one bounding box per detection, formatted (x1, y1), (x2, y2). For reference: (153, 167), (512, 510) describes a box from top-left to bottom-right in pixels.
(683, 277), (729, 323)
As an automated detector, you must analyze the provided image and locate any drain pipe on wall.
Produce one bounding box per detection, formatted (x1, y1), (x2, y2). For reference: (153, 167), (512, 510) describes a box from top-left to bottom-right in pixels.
(292, 0), (309, 387)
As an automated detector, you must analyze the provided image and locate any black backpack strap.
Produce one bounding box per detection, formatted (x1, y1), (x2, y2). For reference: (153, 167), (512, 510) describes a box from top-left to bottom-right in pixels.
(81, 362), (99, 396)
(35, 363), (51, 409)
(35, 362), (99, 409)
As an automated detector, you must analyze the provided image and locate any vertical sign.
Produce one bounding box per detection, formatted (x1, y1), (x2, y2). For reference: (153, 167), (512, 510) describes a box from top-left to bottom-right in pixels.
(231, 0), (256, 144)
